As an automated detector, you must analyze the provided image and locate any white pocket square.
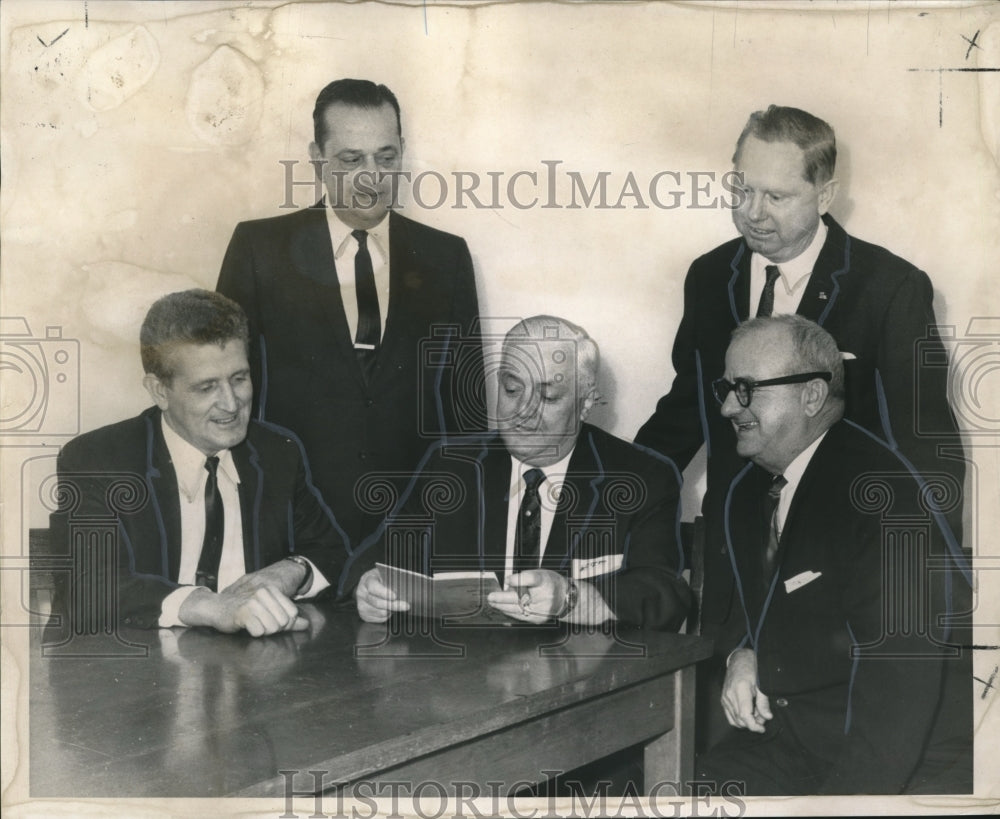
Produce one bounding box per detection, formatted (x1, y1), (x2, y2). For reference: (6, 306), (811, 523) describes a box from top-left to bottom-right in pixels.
(841, 351), (857, 360)
(784, 571), (822, 593)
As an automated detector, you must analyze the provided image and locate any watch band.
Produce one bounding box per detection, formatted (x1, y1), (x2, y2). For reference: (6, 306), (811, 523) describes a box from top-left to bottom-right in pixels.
(556, 578), (579, 619)
(284, 555), (313, 597)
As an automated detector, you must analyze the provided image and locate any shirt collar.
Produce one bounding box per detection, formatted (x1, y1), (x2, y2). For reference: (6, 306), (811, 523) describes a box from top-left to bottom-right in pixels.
(778, 429), (828, 498)
(752, 219), (828, 291)
(510, 447), (576, 494)
(160, 414), (240, 502)
(324, 203), (389, 268)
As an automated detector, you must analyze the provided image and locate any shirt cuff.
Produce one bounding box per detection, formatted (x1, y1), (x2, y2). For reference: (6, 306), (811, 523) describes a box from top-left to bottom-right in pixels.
(158, 585), (199, 628)
(296, 557), (330, 599)
(726, 645), (755, 667)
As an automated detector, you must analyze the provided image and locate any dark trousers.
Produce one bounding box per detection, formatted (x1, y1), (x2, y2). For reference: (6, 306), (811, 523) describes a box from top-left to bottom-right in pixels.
(695, 686), (972, 796)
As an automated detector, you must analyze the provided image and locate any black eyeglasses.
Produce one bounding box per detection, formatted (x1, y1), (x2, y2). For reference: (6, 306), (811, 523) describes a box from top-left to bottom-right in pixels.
(712, 371), (832, 408)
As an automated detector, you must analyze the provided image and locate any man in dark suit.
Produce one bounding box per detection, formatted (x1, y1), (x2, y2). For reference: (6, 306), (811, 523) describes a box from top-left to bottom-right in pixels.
(49, 290), (347, 635)
(217, 78), (484, 562)
(635, 105), (964, 555)
(696, 315), (971, 794)
(353, 315), (692, 631)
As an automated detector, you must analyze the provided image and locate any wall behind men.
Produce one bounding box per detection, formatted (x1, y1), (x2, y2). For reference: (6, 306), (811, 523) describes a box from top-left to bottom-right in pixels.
(1, 1), (997, 520)
(1, 1), (999, 808)
(2, 0), (997, 433)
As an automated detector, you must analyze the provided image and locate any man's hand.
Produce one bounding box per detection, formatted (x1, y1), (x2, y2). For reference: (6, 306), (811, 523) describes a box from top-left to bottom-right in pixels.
(720, 648), (773, 733)
(178, 585), (307, 636)
(355, 567), (410, 623)
(225, 559), (306, 599)
(489, 569), (616, 625)
(488, 569), (568, 623)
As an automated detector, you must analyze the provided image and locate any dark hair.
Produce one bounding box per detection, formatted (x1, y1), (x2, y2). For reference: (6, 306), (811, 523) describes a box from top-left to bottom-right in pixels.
(733, 105), (836, 185)
(312, 78), (401, 146)
(140, 289), (249, 382)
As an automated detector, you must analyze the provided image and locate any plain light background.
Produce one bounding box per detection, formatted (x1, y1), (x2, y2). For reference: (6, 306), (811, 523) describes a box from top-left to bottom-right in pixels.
(2, 1), (998, 813)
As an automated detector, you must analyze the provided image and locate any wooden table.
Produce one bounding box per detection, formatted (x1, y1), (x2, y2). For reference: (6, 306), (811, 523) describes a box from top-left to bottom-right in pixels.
(30, 601), (712, 799)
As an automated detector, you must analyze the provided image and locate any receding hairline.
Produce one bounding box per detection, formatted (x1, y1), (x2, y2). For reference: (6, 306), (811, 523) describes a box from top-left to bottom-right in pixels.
(316, 99), (400, 124)
(728, 322), (797, 369)
(729, 314), (846, 402)
(732, 105), (837, 186)
(139, 288), (250, 382)
(502, 315), (600, 391)
(312, 79), (402, 145)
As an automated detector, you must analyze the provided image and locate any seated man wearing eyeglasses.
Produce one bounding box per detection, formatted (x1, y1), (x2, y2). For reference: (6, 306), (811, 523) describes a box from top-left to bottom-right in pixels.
(695, 315), (971, 795)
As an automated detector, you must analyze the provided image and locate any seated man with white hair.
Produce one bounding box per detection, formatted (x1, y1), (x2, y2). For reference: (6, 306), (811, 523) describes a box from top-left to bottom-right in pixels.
(351, 314), (692, 631)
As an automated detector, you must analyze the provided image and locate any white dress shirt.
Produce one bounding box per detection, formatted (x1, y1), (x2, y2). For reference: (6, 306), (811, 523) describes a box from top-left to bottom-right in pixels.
(774, 430), (828, 539)
(749, 220), (828, 316)
(158, 417), (246, 627)
(726, 431), (828, 668)
(157, 418), (330, 627)
(503, 450), (575, 585)
(323, 207), (390, 344)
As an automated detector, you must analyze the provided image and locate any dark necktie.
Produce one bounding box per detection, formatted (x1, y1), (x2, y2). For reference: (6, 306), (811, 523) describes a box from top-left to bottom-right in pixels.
(756, 264), (781, 317)
(762, 473), (788, 583)
(513, 468), (546, 574)
(195, 456), (224, 592)
(352, 229), (381, 380)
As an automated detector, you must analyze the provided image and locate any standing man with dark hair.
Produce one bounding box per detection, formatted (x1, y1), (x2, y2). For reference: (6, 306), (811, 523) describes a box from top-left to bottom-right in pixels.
(636, 104), (965, 631)
(217, 78), (484, 577)
(50, 289), (348, 635)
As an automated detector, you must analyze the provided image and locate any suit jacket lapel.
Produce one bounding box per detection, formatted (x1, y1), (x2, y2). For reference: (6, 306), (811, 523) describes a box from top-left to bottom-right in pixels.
(778, 427), (838, 568)
(145, 410), (182, 581)
(727, 242), (752, 324)
(795, 214), (851, 326)
(291, 204), (368, 391)
(731, 464), (771, 619)
(374, 210), (416, 384)
(728, 216), (851, 328)
(544, 428), (602, 572)
(231, 437), (262, 572)
(480, 444), (512, 568)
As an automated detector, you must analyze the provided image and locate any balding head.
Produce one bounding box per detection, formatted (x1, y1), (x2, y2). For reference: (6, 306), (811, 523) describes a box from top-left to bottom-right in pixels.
(720, 315), (843, 474)
(496, 316), (600, 467)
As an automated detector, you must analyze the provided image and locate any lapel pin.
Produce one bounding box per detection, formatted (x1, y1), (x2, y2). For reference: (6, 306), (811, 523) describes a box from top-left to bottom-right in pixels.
(818, 291), (828, 300)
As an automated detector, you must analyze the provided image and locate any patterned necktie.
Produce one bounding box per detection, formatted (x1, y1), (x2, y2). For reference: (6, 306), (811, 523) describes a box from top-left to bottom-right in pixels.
(196, 456), (224, 591)
(762, 473), (788, 582)
(756, 264), (781, 317)
(513, 468), (546, 574)
(352, 229), (381, 380)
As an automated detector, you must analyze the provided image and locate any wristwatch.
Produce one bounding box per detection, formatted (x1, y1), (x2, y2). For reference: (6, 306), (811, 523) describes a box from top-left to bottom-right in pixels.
(284, 554), (313, 596)
(556, 578), (579, 619)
